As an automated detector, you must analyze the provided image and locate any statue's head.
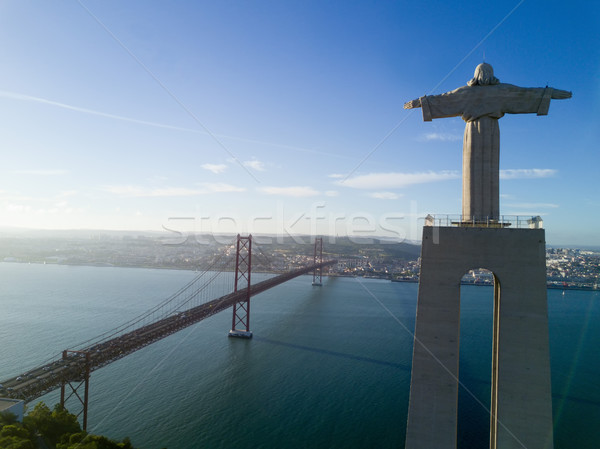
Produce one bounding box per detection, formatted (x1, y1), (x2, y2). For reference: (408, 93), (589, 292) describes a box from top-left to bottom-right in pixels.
(468, 63), (500, 86)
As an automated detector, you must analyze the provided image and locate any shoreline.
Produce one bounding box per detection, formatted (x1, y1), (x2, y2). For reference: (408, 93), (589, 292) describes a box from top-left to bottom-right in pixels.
(2, 260), (598, 292)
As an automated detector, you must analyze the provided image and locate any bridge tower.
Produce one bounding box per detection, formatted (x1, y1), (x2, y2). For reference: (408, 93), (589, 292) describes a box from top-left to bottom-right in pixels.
(229, 234), (253, 338)
(312, 237), (323, 286)
(60, 350), (91, 431)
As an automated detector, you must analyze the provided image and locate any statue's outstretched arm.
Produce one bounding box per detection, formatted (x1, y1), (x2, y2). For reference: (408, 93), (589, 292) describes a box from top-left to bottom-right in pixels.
(551, 89), (572, 100)
(404, 98), (422, 109)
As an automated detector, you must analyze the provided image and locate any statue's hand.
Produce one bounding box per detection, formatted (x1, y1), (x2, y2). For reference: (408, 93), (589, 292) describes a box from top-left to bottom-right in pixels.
(551, 89), (572, 100)
(404, 98), (421, 109)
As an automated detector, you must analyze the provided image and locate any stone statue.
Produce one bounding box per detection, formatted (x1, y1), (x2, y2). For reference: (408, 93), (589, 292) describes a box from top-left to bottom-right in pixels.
(404, 63), (571, 222)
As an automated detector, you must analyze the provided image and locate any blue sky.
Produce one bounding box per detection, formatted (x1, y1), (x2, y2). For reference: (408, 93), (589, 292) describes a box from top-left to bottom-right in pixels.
(0, 1), (598, 246)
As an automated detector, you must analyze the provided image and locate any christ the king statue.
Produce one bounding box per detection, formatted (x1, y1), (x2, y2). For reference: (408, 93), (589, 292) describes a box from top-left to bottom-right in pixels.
(404, 63), (571, 222)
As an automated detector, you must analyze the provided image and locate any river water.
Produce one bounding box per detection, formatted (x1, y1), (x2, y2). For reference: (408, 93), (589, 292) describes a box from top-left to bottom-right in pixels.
(0, 263), (598, 448)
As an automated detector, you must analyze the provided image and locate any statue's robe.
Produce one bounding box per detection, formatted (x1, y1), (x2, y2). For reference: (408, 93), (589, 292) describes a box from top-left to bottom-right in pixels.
(418, 84), (556, 221)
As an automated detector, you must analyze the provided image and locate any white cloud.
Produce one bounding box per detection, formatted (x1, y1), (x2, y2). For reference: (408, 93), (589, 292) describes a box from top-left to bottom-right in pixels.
(328, 173), (345, 179)
(336, 169), (556, 191)
(103, 183), (246, 197)
(57, 190), (78, 198)
(325, 190), (339, 197)
(500, 169), (557, 179)
(337, 171), (460, 189)
(202, 183), (245, 193)
(504, 202), (559, 209)
(13, 169), (68, 176)
(0, 190), (79, 203)
(102, 186), (145, 196)
(244, 160), (266, 171)
(420, 132), (461, 142)
(102, 185), (205, 197)
(147, 175), (169, 183)
(369, 191), (400, 200)
(201, 163), (227, 174)
(504, 211), (550, 218)
(3, 198), (84, 217)
(258, 186), (320, 197)
(137, 187), (204, 197)
(0, 193), (45, 202)
(6, 203), (32, 213)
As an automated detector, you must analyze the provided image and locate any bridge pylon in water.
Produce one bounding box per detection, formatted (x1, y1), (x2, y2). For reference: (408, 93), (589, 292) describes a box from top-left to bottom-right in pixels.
(312, 237), (323, 286)
(60, 349), (91, 431)
(229, 234), (253, 338)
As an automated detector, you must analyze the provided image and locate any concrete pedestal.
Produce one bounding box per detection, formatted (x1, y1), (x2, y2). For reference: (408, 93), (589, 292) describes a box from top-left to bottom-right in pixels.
(405, 226), (554, 449)
(228, 330), (253, 339)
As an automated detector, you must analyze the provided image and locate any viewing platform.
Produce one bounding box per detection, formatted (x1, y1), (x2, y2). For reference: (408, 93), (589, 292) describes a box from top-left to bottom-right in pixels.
(423, 214), (543, 229)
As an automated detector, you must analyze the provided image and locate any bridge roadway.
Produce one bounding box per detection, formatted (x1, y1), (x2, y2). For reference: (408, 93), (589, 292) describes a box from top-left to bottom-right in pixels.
(0, 260), (336, 403)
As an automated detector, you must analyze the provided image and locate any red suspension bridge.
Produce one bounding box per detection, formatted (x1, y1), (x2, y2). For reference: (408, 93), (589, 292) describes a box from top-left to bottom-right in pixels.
(0, 235), (335, 430)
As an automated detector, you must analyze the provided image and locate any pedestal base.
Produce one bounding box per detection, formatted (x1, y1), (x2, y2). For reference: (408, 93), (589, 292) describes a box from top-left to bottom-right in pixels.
(228, 330), (253, 339)
(405, 226), (554, 449)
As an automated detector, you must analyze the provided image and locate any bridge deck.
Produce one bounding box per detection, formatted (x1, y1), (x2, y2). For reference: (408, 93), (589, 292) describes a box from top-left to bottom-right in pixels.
(0, 260), (336, 403)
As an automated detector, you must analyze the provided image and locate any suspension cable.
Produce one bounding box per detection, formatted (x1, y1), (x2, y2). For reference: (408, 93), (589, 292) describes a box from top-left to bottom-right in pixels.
(69, 238), (237, 351)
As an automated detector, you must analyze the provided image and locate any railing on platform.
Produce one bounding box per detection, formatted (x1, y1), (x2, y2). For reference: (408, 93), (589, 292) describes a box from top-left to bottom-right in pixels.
(423, 214), (543, 229)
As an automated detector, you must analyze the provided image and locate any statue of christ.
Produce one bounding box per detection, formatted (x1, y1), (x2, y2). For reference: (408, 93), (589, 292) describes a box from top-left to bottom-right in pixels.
(404, 63), (571, 222)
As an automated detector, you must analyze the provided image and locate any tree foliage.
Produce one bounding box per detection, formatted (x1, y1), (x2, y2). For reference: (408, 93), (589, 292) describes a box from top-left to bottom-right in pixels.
(23, 402), (81, 446)
(0, 411), (19, 427)
(1, 424), (31, 439)
(56, 433), (135, 449)
(8, 401), (140, 449)
(0, 413), (34, 449)
(0, 435), (35, 449)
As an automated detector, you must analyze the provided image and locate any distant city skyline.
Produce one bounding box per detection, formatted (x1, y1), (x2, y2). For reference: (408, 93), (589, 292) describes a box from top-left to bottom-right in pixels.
(0, 1), (598, 246)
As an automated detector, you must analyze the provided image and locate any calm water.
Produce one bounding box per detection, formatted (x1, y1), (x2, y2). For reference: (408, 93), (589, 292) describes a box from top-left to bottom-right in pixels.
(0, 263), (598, 448)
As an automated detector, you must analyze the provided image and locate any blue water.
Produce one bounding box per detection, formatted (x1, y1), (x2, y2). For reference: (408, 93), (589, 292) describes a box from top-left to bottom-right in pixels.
(0, 263), (598, 448)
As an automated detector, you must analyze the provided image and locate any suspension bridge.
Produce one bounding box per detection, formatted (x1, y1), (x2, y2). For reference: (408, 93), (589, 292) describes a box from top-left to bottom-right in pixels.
(0, 235), (336, 429)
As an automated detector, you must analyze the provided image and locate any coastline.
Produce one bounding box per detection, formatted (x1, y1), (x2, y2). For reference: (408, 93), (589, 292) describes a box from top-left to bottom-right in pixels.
(3, 260), (597, 292)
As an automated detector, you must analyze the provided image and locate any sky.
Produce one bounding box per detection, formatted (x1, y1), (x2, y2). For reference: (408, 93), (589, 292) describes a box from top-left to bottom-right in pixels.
(0, 1), (598, 246)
